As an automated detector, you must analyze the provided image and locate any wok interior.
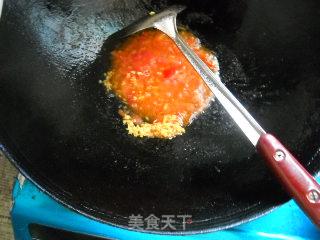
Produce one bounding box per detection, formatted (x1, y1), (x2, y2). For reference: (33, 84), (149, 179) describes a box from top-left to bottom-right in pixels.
(0, 0), (320, 232)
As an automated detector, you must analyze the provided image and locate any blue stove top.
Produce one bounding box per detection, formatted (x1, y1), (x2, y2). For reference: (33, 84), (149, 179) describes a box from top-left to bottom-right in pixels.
(11, 177), (320, 240)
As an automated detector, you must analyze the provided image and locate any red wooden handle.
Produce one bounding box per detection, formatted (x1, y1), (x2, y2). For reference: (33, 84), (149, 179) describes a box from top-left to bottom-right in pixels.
(257, 133), (320, 227)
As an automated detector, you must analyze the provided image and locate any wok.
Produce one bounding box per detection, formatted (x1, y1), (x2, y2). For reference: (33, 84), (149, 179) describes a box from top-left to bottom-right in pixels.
(1, 0), (320, 233)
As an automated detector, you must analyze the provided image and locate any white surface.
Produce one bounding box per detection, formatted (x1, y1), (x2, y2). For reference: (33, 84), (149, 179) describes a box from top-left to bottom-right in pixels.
(0, 0), (3, 19)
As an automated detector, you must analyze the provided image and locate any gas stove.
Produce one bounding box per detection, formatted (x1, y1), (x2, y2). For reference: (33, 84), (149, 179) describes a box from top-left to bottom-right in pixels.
(11, 175), (320, 240)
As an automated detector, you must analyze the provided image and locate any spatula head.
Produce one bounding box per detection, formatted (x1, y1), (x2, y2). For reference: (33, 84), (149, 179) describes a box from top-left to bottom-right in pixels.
(109, 5), (186, 40)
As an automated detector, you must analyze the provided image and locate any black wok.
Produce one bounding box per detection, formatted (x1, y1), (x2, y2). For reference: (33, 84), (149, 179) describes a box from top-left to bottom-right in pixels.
(1, 0), (320, 233)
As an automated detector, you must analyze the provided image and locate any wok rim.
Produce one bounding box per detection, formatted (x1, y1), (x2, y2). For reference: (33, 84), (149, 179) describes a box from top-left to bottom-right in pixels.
(0, 140), (286, 235)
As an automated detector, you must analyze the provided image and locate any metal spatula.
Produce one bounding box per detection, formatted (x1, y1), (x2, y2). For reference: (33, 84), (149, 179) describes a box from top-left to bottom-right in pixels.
(110, 5), (320, 227)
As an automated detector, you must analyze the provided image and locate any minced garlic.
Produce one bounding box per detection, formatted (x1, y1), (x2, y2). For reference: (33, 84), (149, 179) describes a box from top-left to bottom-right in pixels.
(103, 71), (113, 90)
(122, 114), (185, 139)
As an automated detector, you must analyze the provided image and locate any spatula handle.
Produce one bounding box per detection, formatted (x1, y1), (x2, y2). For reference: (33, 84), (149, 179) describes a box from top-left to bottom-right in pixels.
(257, 133), (320, 227)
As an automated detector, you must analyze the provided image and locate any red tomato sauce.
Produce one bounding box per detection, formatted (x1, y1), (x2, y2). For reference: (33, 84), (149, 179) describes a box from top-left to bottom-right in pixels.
(105, 29), (218, 137)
